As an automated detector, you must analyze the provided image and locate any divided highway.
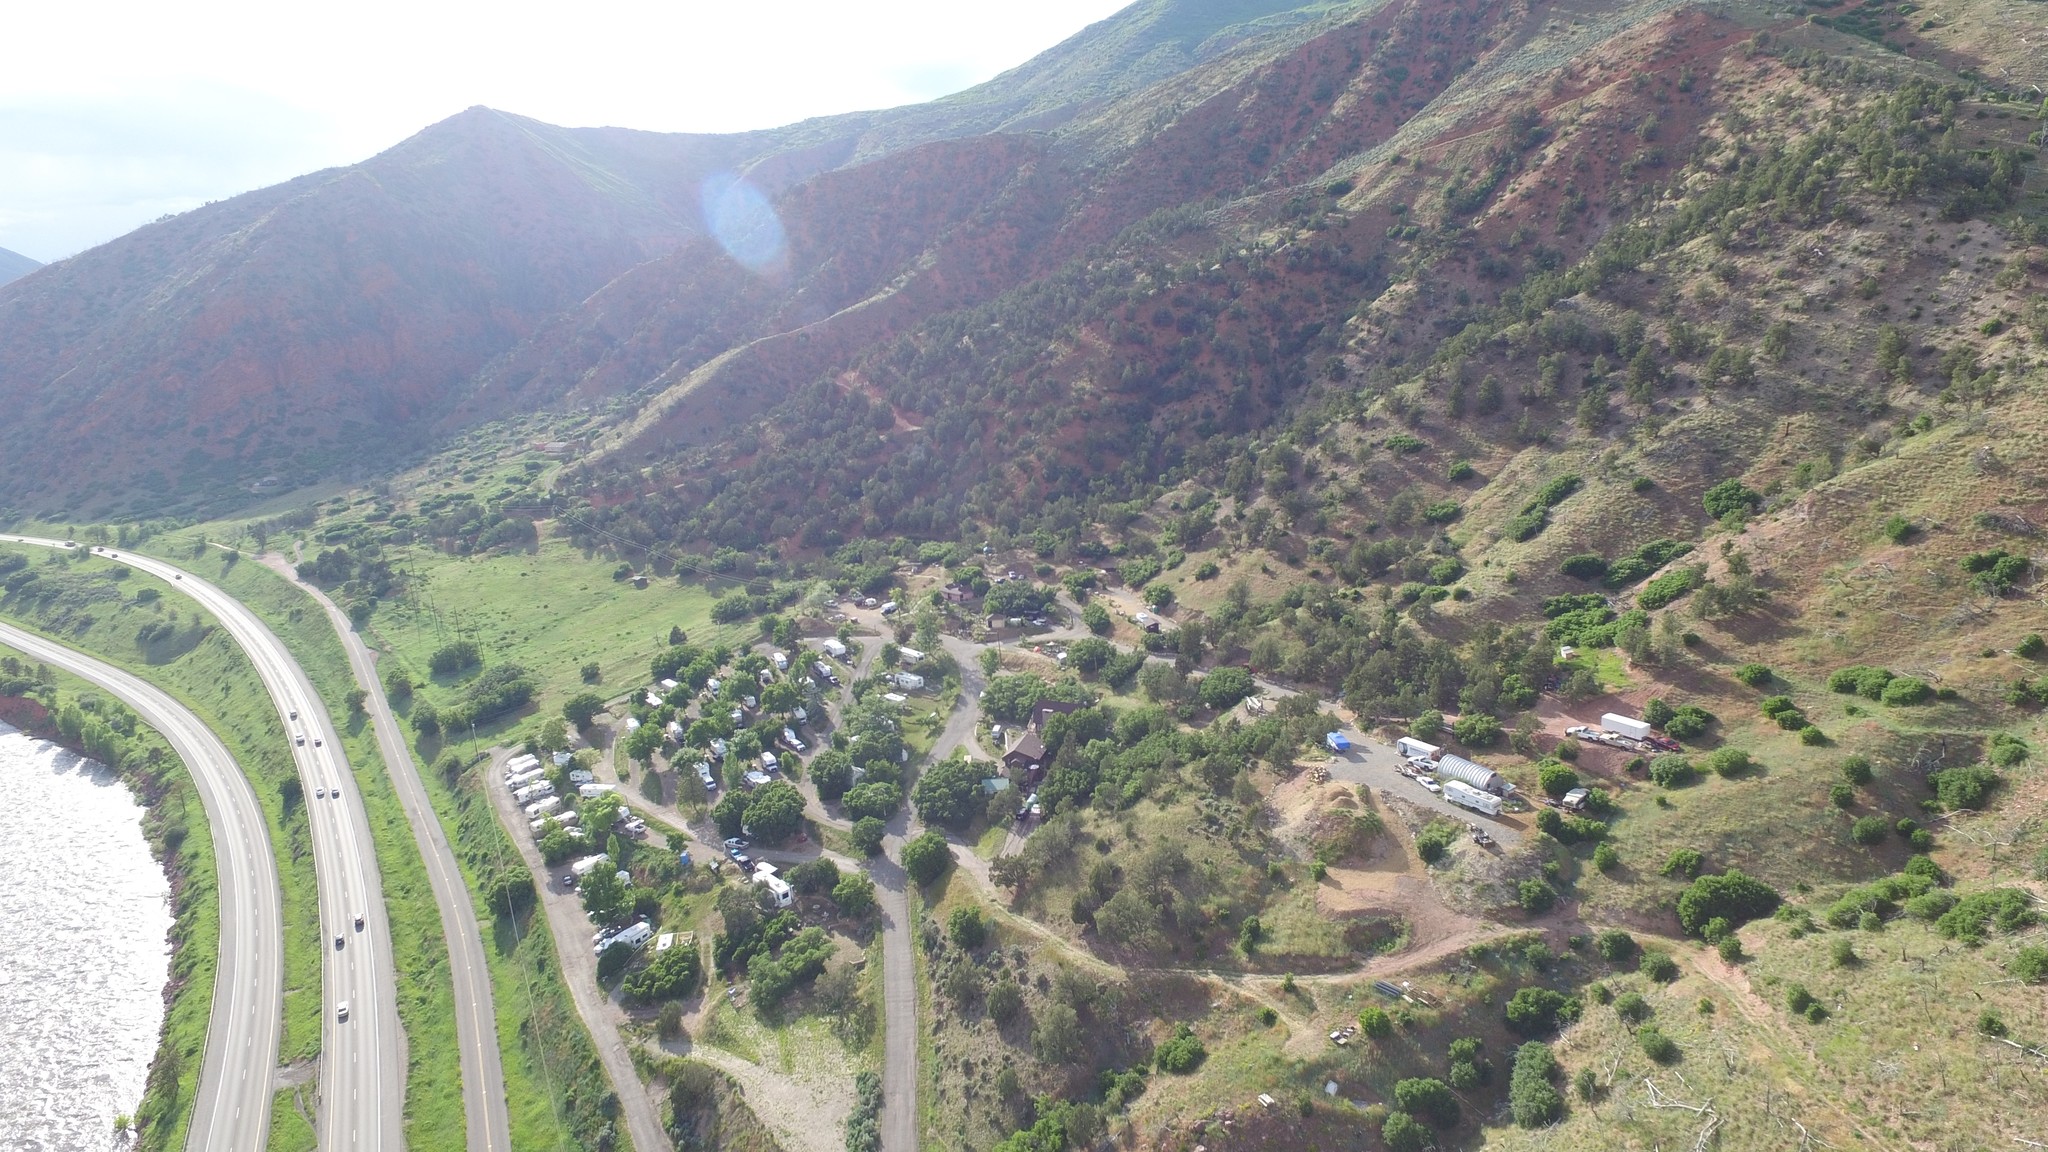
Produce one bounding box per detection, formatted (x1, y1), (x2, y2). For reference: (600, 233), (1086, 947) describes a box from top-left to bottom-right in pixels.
(6, 537), (404, 1149)
(0, 621), (282, 1152)
(266, 554), (512, 1152)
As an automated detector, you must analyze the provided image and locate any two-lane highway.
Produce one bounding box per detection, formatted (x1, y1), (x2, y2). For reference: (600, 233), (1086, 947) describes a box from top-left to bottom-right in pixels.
(0, 621), (282, 1152)
(7, 536), (404, 1149)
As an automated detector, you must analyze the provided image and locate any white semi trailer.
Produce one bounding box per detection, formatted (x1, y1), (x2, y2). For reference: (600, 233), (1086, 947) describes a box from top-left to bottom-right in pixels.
(1443, 778), (1503, 817)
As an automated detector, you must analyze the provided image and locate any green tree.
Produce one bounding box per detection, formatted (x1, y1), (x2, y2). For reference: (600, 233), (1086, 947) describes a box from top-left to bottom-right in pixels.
(563, 693), (606, 729)
(832, 873), (877, 918)
(1508, 1042), (1562, 1127)
(624, 721), (664, 767)
(1196, 666), (1255, 710)
(850, 817), (887, 856)
(912, 752), (982, 830)
(743, 781), (806, 844)
(902, 831), (951, 884)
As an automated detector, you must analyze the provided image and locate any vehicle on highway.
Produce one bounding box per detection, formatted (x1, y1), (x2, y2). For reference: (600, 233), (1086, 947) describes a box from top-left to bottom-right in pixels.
(314, 738), (322, 747)
(336, 1001), (350, 1021)
(315, 787), (326, 798)
(354, 913), (364, 931)
(335, 934), (344, 949)
(295, 734), (305, 746)
(289, 709), (298, 720)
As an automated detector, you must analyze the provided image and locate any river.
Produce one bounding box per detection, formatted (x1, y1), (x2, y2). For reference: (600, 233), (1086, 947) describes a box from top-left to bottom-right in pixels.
(0, 725), (172, 1152)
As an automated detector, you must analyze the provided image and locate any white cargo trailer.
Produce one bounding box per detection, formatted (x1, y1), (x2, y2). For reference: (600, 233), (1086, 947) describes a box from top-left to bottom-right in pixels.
(1600, 713), (1652, 742)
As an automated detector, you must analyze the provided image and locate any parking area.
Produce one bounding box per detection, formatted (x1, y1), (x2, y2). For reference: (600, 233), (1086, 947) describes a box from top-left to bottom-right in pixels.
(1318, 729), (1526, 848)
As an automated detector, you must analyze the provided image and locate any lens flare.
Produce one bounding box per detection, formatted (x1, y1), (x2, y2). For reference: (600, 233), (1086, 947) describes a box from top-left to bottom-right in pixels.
(699, 172), (786, 275)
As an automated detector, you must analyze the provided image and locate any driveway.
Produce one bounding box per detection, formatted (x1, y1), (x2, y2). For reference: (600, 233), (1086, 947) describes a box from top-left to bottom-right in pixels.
(1320, 729), (1525, 847)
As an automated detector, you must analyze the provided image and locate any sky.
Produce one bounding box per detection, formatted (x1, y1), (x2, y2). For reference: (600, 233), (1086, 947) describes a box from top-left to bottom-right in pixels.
(0, 1), (1133, 263)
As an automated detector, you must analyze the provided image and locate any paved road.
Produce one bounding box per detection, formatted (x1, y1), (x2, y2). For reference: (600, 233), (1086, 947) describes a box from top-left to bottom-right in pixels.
(263, 555), (512, 1152)
(8, 537), (405, 1150)
(0, 621), (283, 1152)
(480, 750), (675, 1152)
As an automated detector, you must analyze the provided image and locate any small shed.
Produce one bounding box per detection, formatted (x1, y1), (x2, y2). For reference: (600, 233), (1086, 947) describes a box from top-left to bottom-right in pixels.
(1436, 753), (1510, 796)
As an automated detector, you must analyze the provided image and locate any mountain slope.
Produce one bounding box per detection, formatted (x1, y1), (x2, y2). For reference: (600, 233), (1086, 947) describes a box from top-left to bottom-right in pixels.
(0, 247), (38, 287)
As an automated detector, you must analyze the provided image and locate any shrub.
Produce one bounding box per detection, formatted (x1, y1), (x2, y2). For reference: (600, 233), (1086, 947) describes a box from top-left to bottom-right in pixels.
(1716, 935), (1744, 962)
(1385, 433), (1427, 454)
(1357, 1006), (1394, 1038)
(1414, 820), (1461, 864)
(1649, 755), (1697, 788)
(1962, 549), (2029, 595)
(1519, 879), (1557, 914)
(948, 906), (988, 949)
(1850, 816), (1890, 845)
(1704, 748), (1751, 778)
(1421, 499), (1464, 524)
(1660, 849), (1703, 879)
(1841, 755), (1874, 785)
(1155, 1024), (1207, 1073)
(1934, 888), (2038, 945)
(1663, 705), (1715, 741)
(1508, 1042), (1562, 1127)
(1614, 992), (1652, 1024)
(1505, 511), (1549, 541)
(1829, 783), (1855, 809)
(1538, 761), (1581, 799)
(1979, 1011), (2008, 1037)
(1677, 870), (1780, 936)
(1702, 478), (1762, 520)
(1734, 663), (1773, 687)
(2012, 946), (2048, 984)
(1561, 553), (1610, 580)
(1393, 1077), (1459, 1126)
(1928, 763), (2001, 810)
(1881, 515), (1915, 544)
(1505, 987), (1580, 1035)
(1380, 1111), (1428, 1152)
(1828, 665), (1896, 700)
(1786, 983), (1818, 1016)
(1596, 930), (1637, 962)
(1447, 459), (1477, 481)
(1830, 937), (1858, 968)
(1880, 676), (1933, 706)
(1593, 842), (1620, 872)
(1799, 725), (1828, 746)
(1638, 565), (1705, 609)
(1640, 951), (1680, 982)
(1637, 1024), (1680, 1063)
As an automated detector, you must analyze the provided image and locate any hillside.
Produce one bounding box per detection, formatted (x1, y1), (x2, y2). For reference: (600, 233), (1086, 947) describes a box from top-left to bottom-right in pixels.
(0, 246), (38, 287)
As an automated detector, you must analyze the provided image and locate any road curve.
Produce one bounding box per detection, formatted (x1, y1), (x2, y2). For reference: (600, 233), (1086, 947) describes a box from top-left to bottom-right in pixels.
(0, 621), (283, 1152)
(261, 553), (512, 1152)
(6, 537), (405, 1150)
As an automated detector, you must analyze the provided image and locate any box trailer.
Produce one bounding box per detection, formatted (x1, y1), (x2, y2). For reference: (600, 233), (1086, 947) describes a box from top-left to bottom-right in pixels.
(1325, 732), (1352, 753)
(578, 783), (617, 799)
(570, 853), (611, 878)
(1443, 779), (1503, 816)
(1601, 713), (1652, 742)
(1396, 737), (1442, 761)
(523, 796), (561, 818)
(512, 781), (555, 804)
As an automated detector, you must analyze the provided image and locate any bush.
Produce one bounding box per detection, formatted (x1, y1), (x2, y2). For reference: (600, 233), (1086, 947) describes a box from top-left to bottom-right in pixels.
(1519, 879), (1557, 914)
(1841, 755), (1874, 785)
(1538, 761), (1581, 798)
(1799, 725), (1828, 746)
(1505, 987), (1580, 1035)
(1677, 870), (1780, 936)
(1393, 1077), (1459, 1126)
(1414, 820), (1461, 864)
(1560, 553), (1610, 580)
(833, 873), (877, 918)
(1614, 993), (1652, 1024)
(1596, 930), (1637, 962)
(1380, 1111), (1428, 1152)
(948, 906), (988, 949)
(1358, 1006), (1394, 1038)
(1638, 565), (1705, 609)
(1508, 1042), (1562, 1128)
(742, 781), (806, 844)
(1637, 1025), (1680, 1063)
(1660, 849), (1702, 879)
(1421, 499), (1464, 524)
(1880, 677), (1933, 705)
(1734, 663), (1773, 687)
(1649, 755), (1697, 788)
(1828, 665), (1896, 700)
(1592, 842), (1620, 872)
(2012, 946), (2048, 984)
(1716, 935), (1744, 962)
(901, 832), (951, 885)
(1829, 782), (1855, 809)
(428, 640), (481, 676)
(2019, 633), (2047, 659)
(1702, 478), (1762, 520)
(1640, 951), (1680, 982)
(1850, 815), (1890, 845)
(1155, 1024), (1207, 1073)
(1881, 515), (1915, 544)
(1928, 763), (2001, 810)
(1703, 748), (1751, 778)
(1663, 704), (1715, 742)
(1830, 937), (1858, 968)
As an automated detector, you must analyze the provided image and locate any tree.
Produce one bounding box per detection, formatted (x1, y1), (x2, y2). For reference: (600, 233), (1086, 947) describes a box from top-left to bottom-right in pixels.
(1380, 1111), (1428, 1152)
(743, 781), (806, 844)
(346, 688), (368, 716)
(1676, 870), (1779, 936)
(622, 940), (702, 1002)
(913, 753), (981, 830)
(811, 749), (854, 801)
(1031, 1001), (1084, 1063)
(384, 669), (413, 701)
(1506, 987), (1579, 1036)
(1154, 1024), (1206, 1073)
(1357, 1006), (1393, 1038)
(1394, 1077), (1458, 1126)
(580, 662), (603, 684)
(1196, 666), (1255, 710)
(563, 693), (606, 729)
(712, 789), (750, 839)
(1538, 761), (1580, 799)
(429, 641), (482, 676)
(843, 781), (904, 822)
(901, 831), (951, 884)
(850, 818), (887, 856)
(624, 722), (664, 767)
(832, 873), (877, 918)
(1702, 478), (1761, 520)
(411, 702), (441, 739)
(538, 717), (569, 754)
(948, 906), (989, 949)
(579, 867), (630, 924)
(1082, 602), (1113, 635)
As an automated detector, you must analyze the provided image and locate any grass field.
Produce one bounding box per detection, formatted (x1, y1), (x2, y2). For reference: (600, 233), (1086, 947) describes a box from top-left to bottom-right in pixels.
(0, 658), (222, 1152)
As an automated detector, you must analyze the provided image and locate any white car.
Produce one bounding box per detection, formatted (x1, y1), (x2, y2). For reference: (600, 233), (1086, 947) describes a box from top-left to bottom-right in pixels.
(315, 787), (326, 799)
(1419, 777), (1442, 794)
(336, 1001), (350, 1022)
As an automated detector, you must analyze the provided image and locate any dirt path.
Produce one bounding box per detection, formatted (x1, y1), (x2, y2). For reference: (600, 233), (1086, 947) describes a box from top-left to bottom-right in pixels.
(653, 1036), (854, 1152)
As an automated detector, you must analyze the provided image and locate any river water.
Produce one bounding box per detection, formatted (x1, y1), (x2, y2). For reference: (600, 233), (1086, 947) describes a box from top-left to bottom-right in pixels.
(0, 725), (172, 1152)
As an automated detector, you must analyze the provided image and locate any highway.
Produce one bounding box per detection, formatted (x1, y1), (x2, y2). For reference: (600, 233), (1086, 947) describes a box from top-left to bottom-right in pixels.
(6, 536), (405, 1150)
(263, 554), (512, 1152)
(0, 621), (282, 1152)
